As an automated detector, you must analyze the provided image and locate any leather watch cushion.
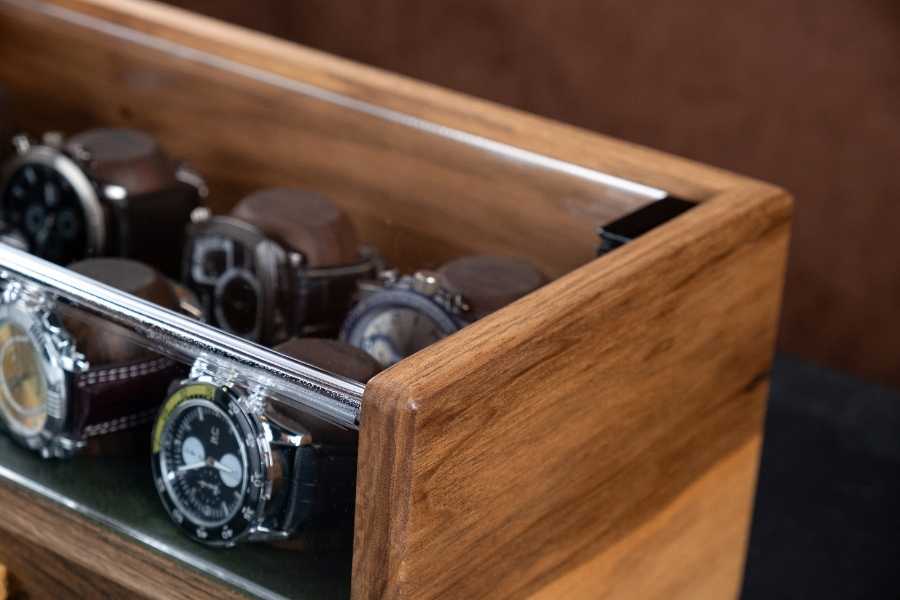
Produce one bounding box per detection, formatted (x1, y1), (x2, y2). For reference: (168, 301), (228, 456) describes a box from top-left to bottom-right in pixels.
(275, 337), (382, 383)
(66, 128), (177, 195)
(438, 255), (547, 320)
(65, 258), (180, 365)
(230, 188), (361, 268)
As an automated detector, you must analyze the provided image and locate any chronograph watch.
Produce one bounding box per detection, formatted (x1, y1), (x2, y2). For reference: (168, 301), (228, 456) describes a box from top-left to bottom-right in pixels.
(0, 257), (185, 457)
(0, 128), (206, 276)
(341, 255), (547, 368)
(151, 338), (376, 547)
(183, 188), (378, 345)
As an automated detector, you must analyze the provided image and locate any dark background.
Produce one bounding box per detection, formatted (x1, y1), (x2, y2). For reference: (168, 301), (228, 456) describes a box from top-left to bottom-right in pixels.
(157, 2), (900, 597)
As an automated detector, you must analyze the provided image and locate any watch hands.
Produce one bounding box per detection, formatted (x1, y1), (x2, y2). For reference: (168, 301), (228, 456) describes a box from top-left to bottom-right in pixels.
(211, 460), (234, 474)
(177, 458), (234, 474)
(35, 213), (56, 249)
(177, 461), (207, 473)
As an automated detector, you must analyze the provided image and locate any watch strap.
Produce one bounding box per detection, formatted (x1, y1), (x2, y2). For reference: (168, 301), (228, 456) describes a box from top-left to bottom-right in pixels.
(292, 257), (376, 336)
(72, 356), (184, 439)
(282, 443), (357, 535)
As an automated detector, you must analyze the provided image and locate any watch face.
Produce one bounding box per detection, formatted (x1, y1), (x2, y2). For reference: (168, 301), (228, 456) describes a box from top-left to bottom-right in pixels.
(342, 291), (461, 367)
(185, 230), (267, 341)
(0, 319), (48, 436)
(1, 163), (89, 264)
(152, 382), (264, 546)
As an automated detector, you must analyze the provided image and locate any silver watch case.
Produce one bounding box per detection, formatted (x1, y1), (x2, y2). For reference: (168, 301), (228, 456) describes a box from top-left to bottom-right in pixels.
(2, 134), (107, 258)
(0, 278), (88, 458)
(152, 356), (312, 548)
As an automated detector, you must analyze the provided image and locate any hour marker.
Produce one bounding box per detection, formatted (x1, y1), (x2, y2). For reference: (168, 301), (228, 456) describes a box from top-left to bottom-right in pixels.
(23, 167), (36, 184)
(198, 407), (204, 421)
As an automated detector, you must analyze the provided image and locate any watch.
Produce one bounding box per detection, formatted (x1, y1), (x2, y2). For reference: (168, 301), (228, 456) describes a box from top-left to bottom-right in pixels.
(341, 255), (547, 367)
(151, 337), (380, 547)
(0, 258), (186, 458)
(183, 188), (378, 345)
(0, 128), (206, 275)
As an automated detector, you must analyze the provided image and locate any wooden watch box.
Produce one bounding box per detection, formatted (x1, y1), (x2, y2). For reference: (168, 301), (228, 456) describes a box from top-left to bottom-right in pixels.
(0, 0), (791, 598)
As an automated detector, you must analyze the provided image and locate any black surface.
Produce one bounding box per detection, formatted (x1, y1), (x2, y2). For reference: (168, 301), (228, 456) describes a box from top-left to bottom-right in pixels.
(742, 354), (900, 599)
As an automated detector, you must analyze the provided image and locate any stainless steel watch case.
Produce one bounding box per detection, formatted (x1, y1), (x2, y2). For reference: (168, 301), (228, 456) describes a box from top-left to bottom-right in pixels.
(153, 355), (313, 548)
(3, 132), (108, 258)
(0, 276), (88, 458)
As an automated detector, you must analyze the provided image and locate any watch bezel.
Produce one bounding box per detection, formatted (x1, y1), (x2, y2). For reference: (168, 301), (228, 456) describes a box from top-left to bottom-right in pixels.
(1, 142), (107, 260)
(340, 280), (466, 366)
(0, 280), (85, 457)
(151, 378), (271, 548)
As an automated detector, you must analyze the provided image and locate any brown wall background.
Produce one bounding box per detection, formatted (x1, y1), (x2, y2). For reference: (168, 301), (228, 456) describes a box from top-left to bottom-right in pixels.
(165, 0), (900, 389)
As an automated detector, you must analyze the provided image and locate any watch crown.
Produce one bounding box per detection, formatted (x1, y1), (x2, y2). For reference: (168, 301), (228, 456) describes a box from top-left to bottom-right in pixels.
(11, 134), (30, 155)
(41, 131), (65, 150)
(190, 206), (211, 224)
(411, 271), (440, 296)
(67, 142), (91, 163)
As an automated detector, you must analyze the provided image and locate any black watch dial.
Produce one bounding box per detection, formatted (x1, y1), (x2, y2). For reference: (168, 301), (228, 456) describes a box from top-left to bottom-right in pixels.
(153, 382), (262, 546)
(1, 163), (89, 264)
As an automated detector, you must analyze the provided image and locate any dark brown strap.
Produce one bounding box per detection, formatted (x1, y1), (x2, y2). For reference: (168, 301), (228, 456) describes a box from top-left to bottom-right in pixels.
(274, 337), (382, 383)
(67, 128), (177, 195)
(72, 356), (183, 439)
(230, 188), (361, 268)
(438, 255), (547, 320)
(292, 257), (377, 337)
(66, 129), (200, 277)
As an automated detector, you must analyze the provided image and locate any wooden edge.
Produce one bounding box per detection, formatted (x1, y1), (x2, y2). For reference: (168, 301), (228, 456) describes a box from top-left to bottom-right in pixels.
(355, 184), (792, 599)
(43, 0), (759, 199)
(0, 480), (244, 600)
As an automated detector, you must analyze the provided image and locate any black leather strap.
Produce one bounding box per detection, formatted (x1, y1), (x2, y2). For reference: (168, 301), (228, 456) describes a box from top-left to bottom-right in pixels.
(282, 443), (357, 535)
(292, 257), (376, 336)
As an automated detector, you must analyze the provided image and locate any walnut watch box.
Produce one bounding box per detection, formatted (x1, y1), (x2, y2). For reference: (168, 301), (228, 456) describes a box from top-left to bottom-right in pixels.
(0, 1), (791, 599)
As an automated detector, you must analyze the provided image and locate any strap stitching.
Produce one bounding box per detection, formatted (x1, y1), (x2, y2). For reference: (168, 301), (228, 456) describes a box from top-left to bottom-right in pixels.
(83, 407), (159, 438)
(77, 357), (174, 388)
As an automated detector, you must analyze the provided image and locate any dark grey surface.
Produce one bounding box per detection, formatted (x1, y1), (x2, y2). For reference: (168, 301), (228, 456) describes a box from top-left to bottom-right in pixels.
(742, 354), (900, 599)
(0, 436), (351, 600)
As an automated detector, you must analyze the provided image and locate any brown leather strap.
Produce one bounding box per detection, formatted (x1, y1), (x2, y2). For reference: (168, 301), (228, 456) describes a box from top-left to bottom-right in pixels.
(73, 356), (182, 438)
(65, 259), (185, 451)
(438, 255), (547, 320)
(230, 188), (361, 267)
(275, 337), (382, 383)
(66, 128), (177, 195)
(66, 128), (200, 277)
(230, 189), (374, 337)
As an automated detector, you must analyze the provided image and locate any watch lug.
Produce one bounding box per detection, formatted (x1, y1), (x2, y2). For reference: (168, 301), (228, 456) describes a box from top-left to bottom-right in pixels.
(175, 163), (209, 198)
(11, 134), (31, 155)
(246, 524), (292, 543)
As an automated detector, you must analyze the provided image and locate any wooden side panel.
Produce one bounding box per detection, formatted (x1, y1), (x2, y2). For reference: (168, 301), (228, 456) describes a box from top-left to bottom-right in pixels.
(356, 186), (791, 599)
(0, 482), (244, 600)
(0, 529), (134, 599)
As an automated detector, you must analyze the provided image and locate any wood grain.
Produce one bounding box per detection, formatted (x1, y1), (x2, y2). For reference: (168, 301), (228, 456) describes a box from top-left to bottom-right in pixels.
(0, 481), (244, 600)
(0, 529), (134, 599)
(0, 1), (793, 598)
(0, 0), (685, 279)
(356, 185), (791, 598)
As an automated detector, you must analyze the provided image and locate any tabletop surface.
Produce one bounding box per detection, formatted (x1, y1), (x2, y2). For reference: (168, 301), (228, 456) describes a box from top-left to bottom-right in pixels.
(743, 354), (900, 599)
